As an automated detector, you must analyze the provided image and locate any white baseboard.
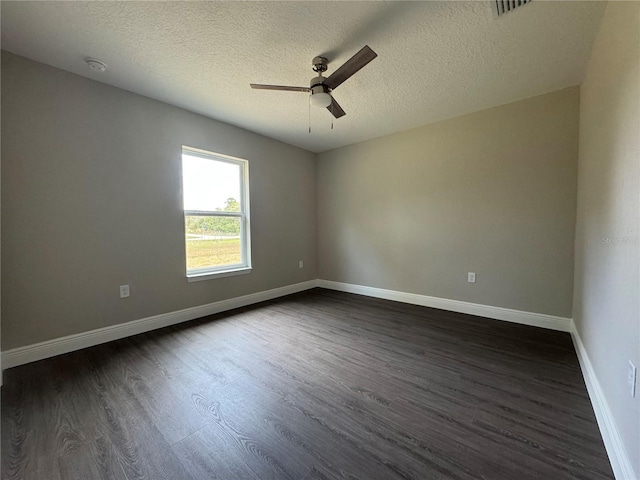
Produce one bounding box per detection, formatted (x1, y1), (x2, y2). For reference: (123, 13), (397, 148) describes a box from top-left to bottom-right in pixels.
(1, 280), (318, 369)
(571, 323), (636, 480)
(317, 279), (572, 332)
(1, 278), (630, 478)
(0, 280), (573, 370)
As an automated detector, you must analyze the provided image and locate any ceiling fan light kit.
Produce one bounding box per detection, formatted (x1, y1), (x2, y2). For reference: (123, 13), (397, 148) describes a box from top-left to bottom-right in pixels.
(310, 81), (332, 108)
(250, 45), (378, 122)
(310, 91), (332, 108)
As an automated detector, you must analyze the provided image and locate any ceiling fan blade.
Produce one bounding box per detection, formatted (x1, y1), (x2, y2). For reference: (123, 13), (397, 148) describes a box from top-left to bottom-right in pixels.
(327, 97), (346, 119)
(250, 84), (310, 92)
(324, 45), (377, 91)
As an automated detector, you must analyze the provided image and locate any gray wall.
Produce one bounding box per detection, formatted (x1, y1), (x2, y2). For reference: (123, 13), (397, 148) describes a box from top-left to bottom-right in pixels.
(1, 52), (317, 350)
(317, 87), (579, 318)
(573, 1), (640, 476)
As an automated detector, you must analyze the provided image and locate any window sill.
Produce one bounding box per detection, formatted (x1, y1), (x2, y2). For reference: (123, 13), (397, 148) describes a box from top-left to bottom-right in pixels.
(187, 267), (252, 283)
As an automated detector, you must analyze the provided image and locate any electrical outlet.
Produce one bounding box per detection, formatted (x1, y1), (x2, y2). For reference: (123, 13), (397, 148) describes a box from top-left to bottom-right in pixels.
(629, 361), (637, 397)
(120, 285), (130, 298)
(299, 260), (304, 269)
(468, 272), (476, 283)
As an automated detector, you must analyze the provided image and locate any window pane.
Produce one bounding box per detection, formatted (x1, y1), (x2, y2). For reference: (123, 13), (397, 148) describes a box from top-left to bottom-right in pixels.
(182, 154), (241, 211)
(185, 216), (242, 271)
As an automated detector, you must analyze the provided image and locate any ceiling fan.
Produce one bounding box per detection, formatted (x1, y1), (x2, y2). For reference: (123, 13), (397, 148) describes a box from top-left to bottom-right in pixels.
(250, 45), (378, 119)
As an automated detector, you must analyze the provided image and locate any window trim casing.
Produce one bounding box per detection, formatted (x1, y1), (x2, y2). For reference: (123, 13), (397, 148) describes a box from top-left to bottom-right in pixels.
(181, 146), (251, 281)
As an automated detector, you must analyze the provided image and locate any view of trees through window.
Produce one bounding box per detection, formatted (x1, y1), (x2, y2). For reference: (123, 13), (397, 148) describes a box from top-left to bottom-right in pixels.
(185, 197), (240, 235)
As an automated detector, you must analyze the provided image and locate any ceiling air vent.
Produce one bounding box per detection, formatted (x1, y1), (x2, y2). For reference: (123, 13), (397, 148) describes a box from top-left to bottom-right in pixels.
(495, 0), (531, 16)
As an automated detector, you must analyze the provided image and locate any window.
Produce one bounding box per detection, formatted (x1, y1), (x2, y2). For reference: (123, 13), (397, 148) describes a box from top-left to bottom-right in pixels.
(181, 146), (251, 281)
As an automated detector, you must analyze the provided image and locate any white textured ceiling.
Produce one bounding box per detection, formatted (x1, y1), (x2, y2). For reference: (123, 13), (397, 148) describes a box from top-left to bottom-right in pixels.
(1, 1), (605, 153)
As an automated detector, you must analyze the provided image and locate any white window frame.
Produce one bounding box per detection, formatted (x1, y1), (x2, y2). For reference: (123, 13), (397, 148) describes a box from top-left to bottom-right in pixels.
(182, 146), (251, 282)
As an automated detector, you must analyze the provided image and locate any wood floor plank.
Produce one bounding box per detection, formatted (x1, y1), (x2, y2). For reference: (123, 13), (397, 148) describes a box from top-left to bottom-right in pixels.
(104, 335), (210, 446)
(208, 372), (392, 480)
(172, 425), (261, 480)
(2, 288), (614, 480)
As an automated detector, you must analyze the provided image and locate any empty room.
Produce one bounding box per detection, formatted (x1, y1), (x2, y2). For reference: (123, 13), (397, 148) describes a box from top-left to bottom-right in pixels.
(1, 1), (638, 479)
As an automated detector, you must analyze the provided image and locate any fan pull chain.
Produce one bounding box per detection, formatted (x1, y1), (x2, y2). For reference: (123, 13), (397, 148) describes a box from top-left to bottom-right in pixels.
(308, 96), (311, 133)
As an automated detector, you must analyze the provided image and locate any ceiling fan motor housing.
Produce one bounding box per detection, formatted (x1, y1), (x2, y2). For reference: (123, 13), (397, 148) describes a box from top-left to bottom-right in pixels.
(310, 76), (329, 91)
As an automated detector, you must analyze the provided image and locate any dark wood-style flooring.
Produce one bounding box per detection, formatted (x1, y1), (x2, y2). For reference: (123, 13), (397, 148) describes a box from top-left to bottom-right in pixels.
(2, 288), (614, 480)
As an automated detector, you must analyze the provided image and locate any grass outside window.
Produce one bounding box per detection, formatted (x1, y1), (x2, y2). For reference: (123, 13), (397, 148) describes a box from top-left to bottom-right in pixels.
(185, 237), (241, 270)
